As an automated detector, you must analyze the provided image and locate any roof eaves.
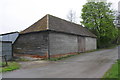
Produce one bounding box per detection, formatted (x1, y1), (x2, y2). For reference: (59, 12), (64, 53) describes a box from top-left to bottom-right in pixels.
(19, 30), (49, 35)
(0, 31), (19, 36)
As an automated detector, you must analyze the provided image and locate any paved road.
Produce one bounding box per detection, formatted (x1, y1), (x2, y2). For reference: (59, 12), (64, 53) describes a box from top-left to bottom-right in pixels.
(3, 47), (118, 78)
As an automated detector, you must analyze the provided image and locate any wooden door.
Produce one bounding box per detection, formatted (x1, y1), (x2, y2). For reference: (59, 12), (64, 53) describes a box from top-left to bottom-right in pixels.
(78, 36), (85, 52)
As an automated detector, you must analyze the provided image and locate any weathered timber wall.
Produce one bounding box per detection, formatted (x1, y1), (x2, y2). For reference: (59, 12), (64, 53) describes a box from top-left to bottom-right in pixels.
(49, 31), (78, 55)
(85, 37), (96, 51)
(13, 32), (48, 56)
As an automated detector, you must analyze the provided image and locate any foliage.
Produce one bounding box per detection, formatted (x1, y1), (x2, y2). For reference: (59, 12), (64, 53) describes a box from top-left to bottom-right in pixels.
(81, 1), (118, 48)
(0, 62), (7, 67)
(103, 59), (120, 79)
(0, 62), (20, 72)
(14, 57), (30, 62)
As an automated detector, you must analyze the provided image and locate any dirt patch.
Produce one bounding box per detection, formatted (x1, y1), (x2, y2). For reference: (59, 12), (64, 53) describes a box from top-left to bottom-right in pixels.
(14, 54), (47, 59)
(14, 52), (78, 59)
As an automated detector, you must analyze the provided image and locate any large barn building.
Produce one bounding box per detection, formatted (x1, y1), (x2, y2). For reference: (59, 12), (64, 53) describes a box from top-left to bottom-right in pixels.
(13, 14), (97, 58)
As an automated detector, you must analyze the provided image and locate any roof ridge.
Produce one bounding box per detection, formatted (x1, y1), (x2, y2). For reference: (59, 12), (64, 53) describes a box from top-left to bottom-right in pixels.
(48, 14), (96, 37)
(47, 14), (92, 34)
(20, 14), (96, 37)
(47, 14), (49, 29)
(47, 14), (82, 27)
(20, 15), (48, 34)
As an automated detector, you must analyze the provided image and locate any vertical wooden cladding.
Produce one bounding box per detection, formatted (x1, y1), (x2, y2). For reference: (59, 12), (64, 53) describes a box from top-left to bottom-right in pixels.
(13, 32), (48, 56)
(78, 36), (85, 52)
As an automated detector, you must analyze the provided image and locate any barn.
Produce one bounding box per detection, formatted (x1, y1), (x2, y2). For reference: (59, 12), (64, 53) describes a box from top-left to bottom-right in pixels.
(13, 14), (97, 58)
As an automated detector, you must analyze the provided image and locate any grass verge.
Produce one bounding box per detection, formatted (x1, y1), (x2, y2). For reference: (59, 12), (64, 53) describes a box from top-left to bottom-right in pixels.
(14, 57), (30, 62)
(0, 62), (20, 72)
(102, 59), (120, 79)
(45, 54), (78, 61)
(46, 45), (118, 61)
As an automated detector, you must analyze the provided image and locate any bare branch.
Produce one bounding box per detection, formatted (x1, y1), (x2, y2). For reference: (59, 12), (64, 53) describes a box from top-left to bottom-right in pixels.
(67, 10), (76, 23)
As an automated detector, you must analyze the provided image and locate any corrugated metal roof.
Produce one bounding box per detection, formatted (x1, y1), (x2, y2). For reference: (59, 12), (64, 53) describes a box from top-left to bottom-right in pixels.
(0, 32), (19, 44)
(20, 14), (96, 37)
(0, 31), (19, 36)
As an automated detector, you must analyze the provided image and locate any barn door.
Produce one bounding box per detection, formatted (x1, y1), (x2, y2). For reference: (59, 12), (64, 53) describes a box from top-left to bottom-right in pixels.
(78, 36), (85, 52)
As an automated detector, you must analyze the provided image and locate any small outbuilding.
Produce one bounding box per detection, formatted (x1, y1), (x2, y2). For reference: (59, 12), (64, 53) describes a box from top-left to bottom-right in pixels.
(0, 32), (19, 60)
(13, 14), (97, 58)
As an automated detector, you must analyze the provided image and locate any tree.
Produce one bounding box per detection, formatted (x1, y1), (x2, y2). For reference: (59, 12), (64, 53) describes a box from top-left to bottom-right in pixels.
(81, 1), (118, 48)
(67, 10), (76, 23)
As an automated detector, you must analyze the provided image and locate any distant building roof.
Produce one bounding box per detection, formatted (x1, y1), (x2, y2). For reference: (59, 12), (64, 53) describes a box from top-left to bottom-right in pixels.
(0, 32), (19, 36)
(0, 32), (19, 44)
(20, 14), (96, 38)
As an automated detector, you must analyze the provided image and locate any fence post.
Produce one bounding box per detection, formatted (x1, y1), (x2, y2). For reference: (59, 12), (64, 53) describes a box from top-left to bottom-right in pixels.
(4, 55), (8, 66)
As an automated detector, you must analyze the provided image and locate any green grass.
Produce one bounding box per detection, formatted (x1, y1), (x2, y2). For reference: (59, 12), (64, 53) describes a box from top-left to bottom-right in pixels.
(104, 44), (118, 49)
(103, 59), (120, 79)
(45, 54), (78, 61)
(46, 45), (117, 61)
(83, 49), (99, 53)
(0, 62), (7, 67)
(84, 45), (117, 54)
(15, 57), (30, 62)
(0, 62), (20, 72)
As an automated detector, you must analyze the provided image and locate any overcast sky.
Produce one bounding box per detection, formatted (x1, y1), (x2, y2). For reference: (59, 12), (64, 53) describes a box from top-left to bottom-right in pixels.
(0, 0), (119, 34)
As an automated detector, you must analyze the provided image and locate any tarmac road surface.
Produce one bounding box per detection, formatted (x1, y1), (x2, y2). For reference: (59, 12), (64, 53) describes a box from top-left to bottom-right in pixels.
(2, 47), (118, 78)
